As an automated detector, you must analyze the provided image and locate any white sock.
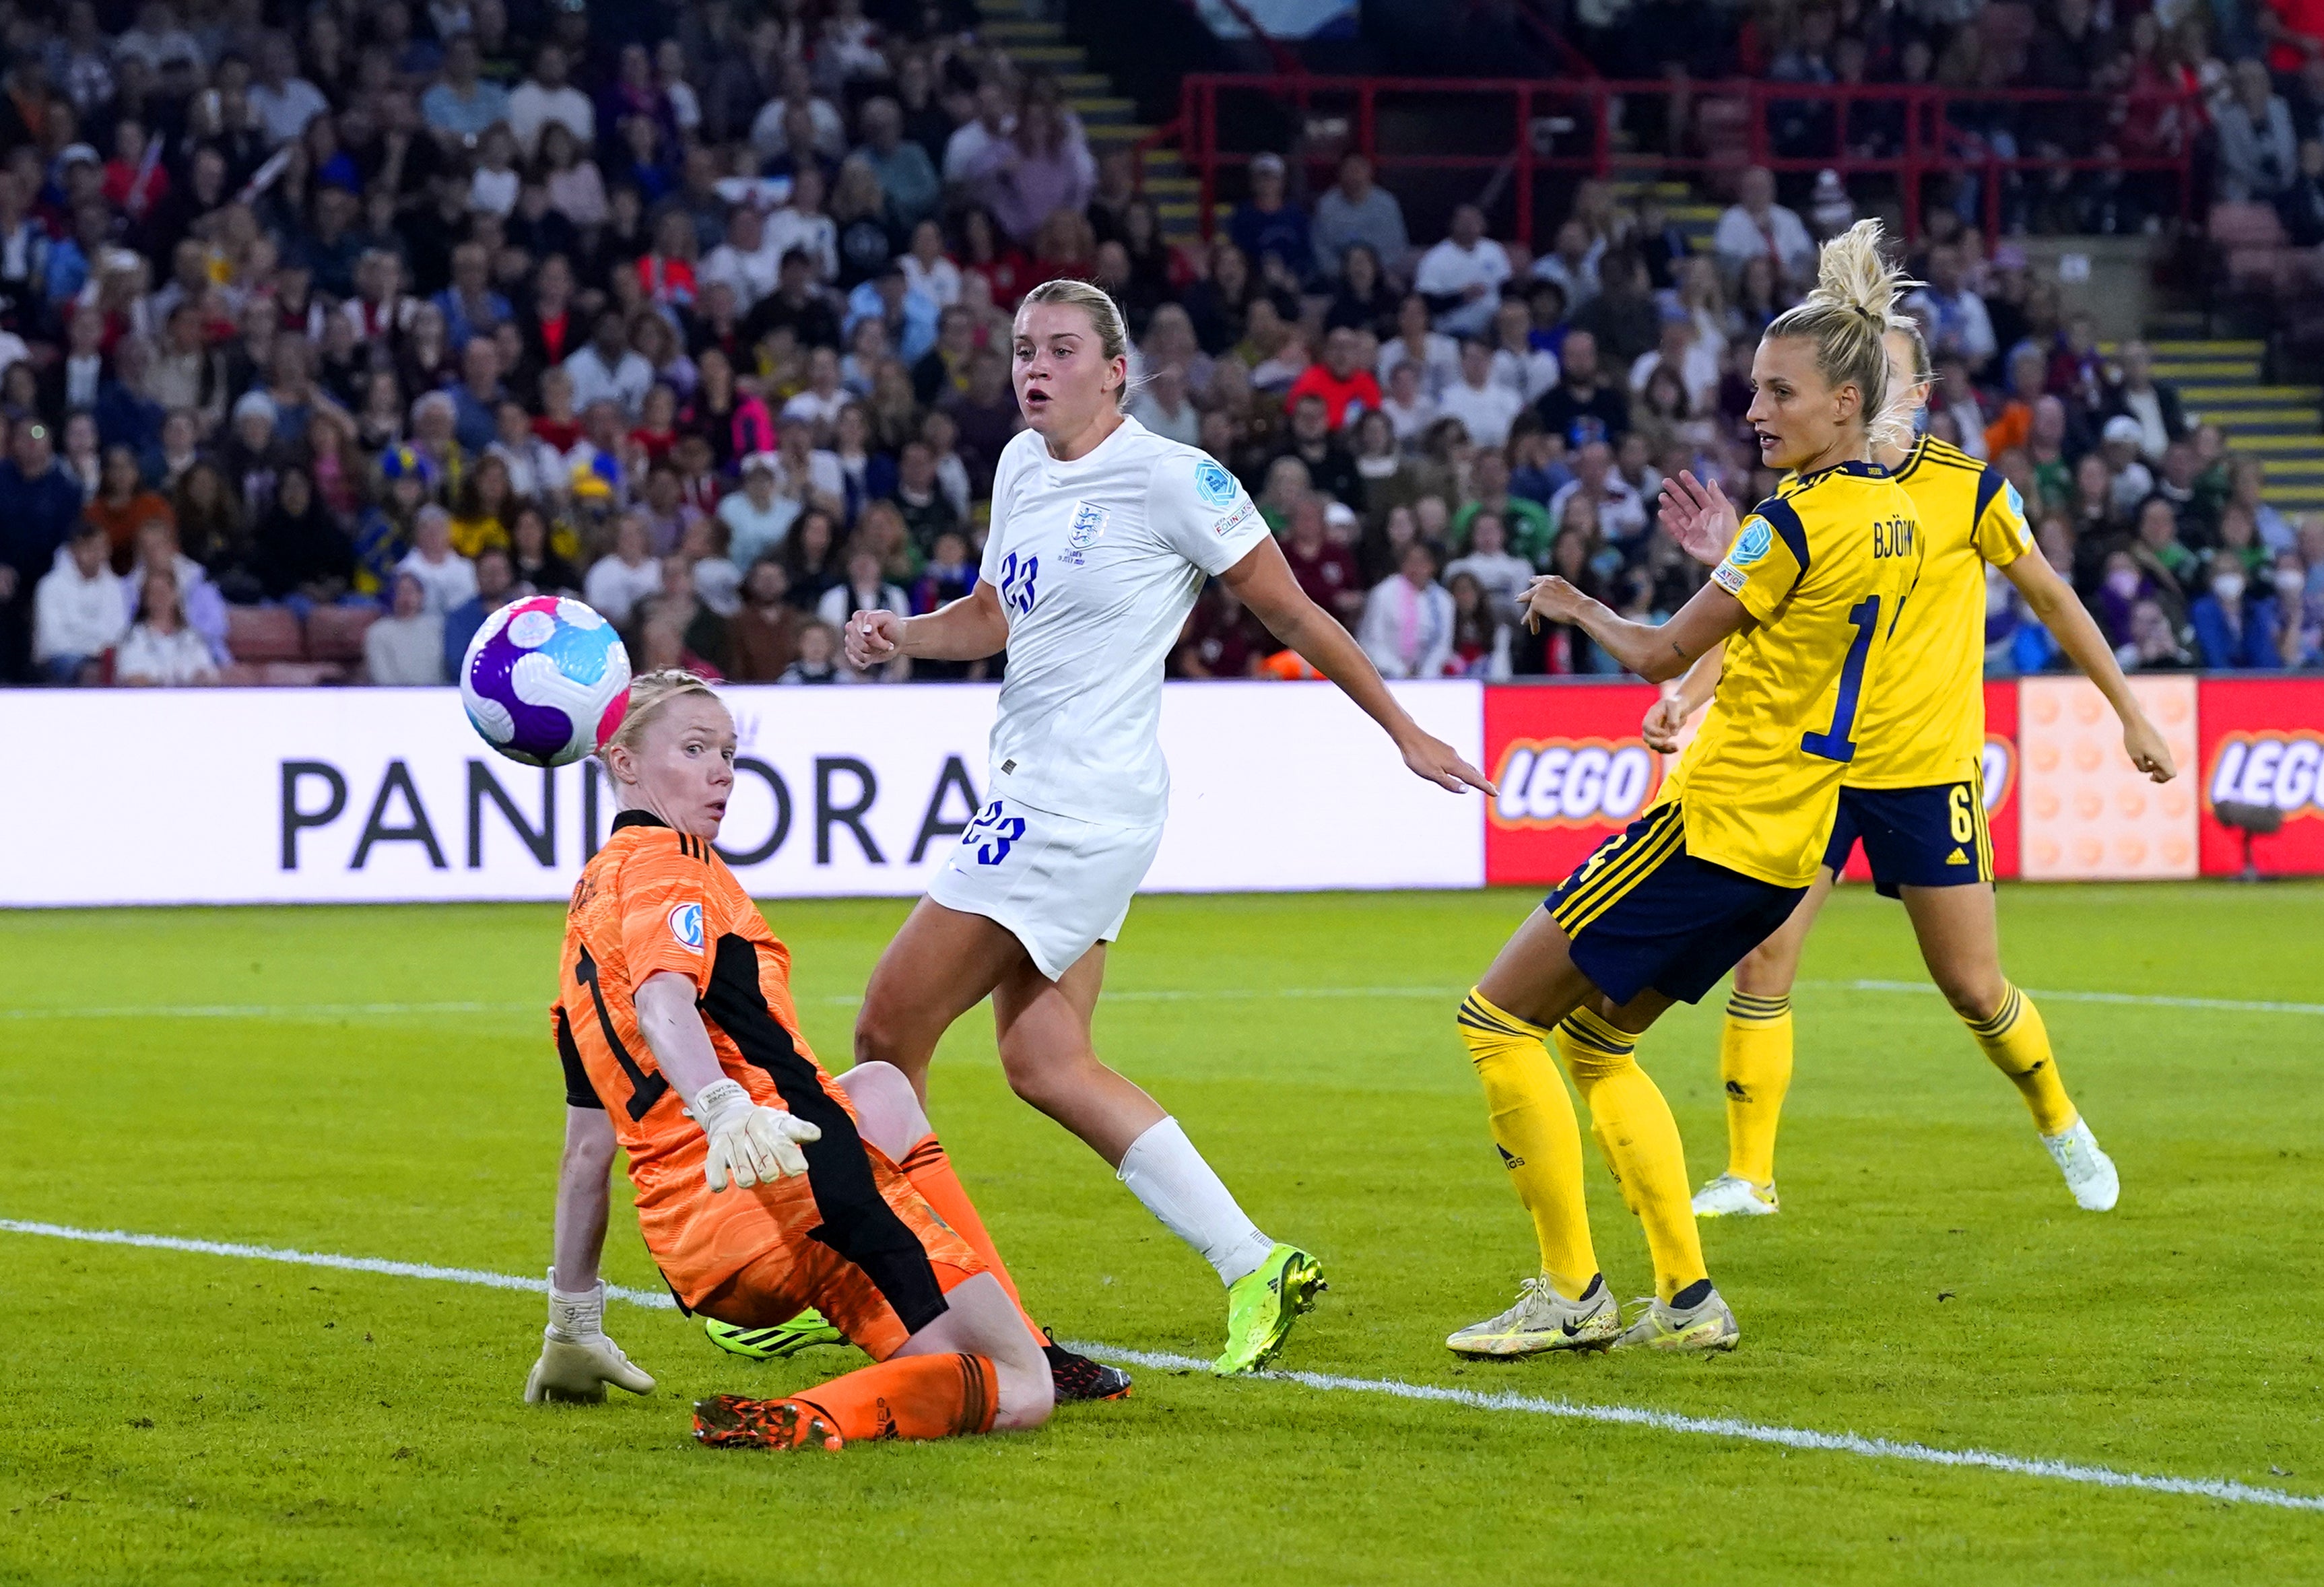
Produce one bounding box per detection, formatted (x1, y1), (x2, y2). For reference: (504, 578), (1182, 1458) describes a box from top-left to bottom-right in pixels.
(1116, 1117), (1275, 1287)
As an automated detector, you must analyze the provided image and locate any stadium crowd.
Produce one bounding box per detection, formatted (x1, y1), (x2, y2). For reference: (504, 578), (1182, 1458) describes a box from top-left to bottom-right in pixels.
(1, 0), (2321, 691)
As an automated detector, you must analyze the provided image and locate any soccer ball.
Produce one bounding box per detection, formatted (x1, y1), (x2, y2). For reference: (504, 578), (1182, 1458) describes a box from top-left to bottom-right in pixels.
(459, 596), (632, 768)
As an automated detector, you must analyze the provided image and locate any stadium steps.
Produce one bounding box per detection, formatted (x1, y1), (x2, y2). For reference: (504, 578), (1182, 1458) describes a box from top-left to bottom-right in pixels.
(980, 0), (1199, 246)
(2150, 335), (2324, 508)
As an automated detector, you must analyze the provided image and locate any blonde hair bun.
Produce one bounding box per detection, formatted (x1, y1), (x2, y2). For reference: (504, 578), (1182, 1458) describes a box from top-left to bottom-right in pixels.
(1764, 218), (1923, 453)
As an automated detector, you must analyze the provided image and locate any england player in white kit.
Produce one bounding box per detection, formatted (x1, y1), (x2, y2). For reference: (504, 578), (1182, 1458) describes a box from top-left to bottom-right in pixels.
(838, 280), (1492, 1376)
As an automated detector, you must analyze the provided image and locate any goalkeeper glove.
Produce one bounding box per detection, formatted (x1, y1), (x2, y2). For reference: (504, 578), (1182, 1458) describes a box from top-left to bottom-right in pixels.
(524, 1272), (657, 1405)
(692, 1077), (822, 1192)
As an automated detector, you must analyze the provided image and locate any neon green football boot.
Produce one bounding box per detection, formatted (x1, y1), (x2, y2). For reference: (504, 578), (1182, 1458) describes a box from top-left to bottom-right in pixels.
(1211, 1243), (1327, 1376)
(703, 1310), (848, 1361)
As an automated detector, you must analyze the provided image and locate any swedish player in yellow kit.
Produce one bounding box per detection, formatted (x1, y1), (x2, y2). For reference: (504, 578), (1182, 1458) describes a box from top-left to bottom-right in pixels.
(1446, 222), (1925, 1358)
(1649, 324), (2179, 1221)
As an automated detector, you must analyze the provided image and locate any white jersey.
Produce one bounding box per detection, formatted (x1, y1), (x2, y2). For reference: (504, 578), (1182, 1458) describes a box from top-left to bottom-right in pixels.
(981, 417), (1271, 828)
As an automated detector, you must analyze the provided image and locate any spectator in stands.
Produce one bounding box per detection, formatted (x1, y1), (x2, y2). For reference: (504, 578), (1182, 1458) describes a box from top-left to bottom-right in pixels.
(583, 512), (661, 628)
(34, 522), (127, 685)
(364, 571), (445, 686)
(2282, 138), (2324, 244)
(1231, 154), (1314, 284)
(1453, 447), (1556, 564)
(1438, 339), (1523, 451)
(1713, 166), (1816, 293)
(1571, 248), (1662, 370)
(1906, 244), (1998, 378)
(1490, 298), (1560, 407)
(1378, 360), (1436, 444)
(1270, 393), (1362, 507)
(114, 563), (215, 687)
(423, 36), (512, 146)
(1414, 204), (1509, 339)
(2100, 341), (2188, 464)
(1285, 327), (1384, 432)
(778, 619), (847, 683)
(2219, 60), (2299, 203)
(564, 313), (655, 419)
(442, 547), (520, 678)
(1443, 510), (1534, 621)
(1279, 494), (1365, 625)
(254, 465), (356, 608)
(1129, 364), (1201, 447)
(508, 43), (594, 160)
(2102, 417), (2161, 518)
(712, 555), (793, 679)
(398, 507), (479, 617)
(1530, 220), (1601, 311)
(1533, 329), (1630, 450)
(1311, 153), (1410, 281)
(815, 545), (907, 644)
(0, 420), (86, 682)
(2193, 554), (2283, 669)
(1358, 539), (1453, 678)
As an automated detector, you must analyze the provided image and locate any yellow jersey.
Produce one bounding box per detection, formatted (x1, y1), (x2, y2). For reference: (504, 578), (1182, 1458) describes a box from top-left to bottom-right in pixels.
(1667, 459), (1927, 888)
(1845, 435), (2034, 788)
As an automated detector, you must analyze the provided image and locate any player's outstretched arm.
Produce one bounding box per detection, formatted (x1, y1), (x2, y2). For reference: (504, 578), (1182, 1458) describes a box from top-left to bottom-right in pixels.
(1523, 576), (1748, 685)
(846, 580), (1009, 668)
(634, 972), (821, 1191)
(1222, 535), (1496, 795)
(526, 1106), (657, 1405)
(2000, 552), (2176, 782)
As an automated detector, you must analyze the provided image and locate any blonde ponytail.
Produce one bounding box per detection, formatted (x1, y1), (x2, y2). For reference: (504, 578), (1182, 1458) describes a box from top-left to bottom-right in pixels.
(1764, 219), (1921, 454)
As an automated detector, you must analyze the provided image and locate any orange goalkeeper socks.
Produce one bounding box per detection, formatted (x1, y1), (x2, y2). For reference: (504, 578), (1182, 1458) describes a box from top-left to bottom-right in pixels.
(698, 1354), (1001, 1449)
(898, 1134), (1043, 1336)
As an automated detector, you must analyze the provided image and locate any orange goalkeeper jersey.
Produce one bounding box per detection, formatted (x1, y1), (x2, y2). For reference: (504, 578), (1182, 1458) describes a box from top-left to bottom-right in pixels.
(552, 809), (858, 1304)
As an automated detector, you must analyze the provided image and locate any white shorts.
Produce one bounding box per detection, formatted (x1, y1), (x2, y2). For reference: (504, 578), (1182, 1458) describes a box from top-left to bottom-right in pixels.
(925, 797), (1165, 981)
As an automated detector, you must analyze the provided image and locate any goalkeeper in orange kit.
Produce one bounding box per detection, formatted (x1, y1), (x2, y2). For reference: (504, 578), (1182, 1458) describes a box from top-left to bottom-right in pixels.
(525, 670), (1121, 1449)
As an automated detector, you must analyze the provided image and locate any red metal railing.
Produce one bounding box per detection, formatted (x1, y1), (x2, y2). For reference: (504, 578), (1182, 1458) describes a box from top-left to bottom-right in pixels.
(1177, 75), (2203, 247)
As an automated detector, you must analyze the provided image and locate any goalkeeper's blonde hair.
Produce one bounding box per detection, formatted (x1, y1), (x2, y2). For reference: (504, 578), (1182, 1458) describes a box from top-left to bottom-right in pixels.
(600, 669), (723, 765)
(1764, 219), (1921, 454)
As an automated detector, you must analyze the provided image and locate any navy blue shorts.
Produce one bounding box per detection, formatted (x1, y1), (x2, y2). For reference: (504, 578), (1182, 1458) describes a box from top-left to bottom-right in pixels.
(1822, 780), (1994, 899)
(1541, 803), (1807, 1006)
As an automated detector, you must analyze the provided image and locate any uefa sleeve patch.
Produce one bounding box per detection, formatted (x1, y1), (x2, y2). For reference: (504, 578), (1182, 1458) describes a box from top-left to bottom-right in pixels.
(1728, 516), (1773, 567)
(1194, 459), (1237, 508)
(666, 902), (704, 953)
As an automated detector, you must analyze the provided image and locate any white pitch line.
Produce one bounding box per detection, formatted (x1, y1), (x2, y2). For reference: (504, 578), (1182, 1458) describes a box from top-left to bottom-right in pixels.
(0, 1218), (679, 1310)
(3, 1216), (2317, 1516)
(1067, 1341), (2324, 1515)
(7, 980), (2321, 1021)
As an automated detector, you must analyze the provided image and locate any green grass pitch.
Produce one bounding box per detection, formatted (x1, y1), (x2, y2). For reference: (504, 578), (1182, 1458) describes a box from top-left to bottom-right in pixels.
(3, 881), (2321, 1584)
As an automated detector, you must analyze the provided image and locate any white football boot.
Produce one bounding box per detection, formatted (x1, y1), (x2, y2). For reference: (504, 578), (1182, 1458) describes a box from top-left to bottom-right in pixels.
(1691, 1172), (1780, 1217)
(1613, 1287), (1741, 1353)
(1445, 1275), (1622, 1357)
(2042, 1116), (2120, 1211)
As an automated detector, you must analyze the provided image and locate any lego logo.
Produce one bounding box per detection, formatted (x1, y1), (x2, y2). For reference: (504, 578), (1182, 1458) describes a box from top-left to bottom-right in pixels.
(2206, 733), (2324, 817)
(1491, 739), (1660, 829)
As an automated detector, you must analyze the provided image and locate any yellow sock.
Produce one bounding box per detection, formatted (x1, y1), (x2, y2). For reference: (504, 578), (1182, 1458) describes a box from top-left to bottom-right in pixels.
(1721, 992), (1794, 1186)
(1457, 990), (1599, 1300)
(1964, 983), (2076, 1137)
(1554, 1007), (1708, 1304)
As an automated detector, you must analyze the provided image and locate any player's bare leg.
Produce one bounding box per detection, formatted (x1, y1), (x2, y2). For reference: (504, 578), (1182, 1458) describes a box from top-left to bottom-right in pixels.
(1902, 883), (2117, 1209)
(853, 898), (1028, 1104)
(1696, 870), (1835, 1217)
(991, 944), (1164, 1163)
(990, 945), (1323, 1375)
